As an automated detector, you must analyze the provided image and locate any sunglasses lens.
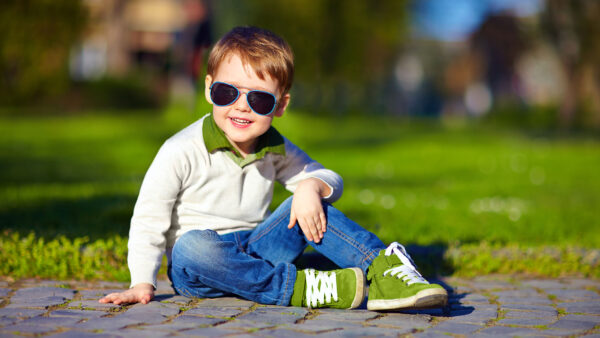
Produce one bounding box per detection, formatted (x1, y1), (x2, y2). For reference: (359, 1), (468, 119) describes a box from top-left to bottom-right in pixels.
(211, 82), (238, 106)
(247, 91), (276, 115)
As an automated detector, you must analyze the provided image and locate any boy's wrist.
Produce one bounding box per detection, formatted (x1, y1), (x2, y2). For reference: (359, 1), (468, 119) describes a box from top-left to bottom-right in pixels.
(301, 178), (332, 199)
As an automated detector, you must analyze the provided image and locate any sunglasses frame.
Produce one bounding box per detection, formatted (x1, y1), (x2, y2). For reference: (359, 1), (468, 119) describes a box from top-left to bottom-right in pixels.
(210, 81), (278, 116)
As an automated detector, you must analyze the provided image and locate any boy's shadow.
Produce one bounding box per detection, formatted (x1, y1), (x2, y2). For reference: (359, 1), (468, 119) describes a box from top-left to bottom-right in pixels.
(294, 246), (475, 316)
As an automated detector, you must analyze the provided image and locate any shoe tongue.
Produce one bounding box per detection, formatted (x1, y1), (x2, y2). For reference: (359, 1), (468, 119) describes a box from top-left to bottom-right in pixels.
(384, 252), (403, 267)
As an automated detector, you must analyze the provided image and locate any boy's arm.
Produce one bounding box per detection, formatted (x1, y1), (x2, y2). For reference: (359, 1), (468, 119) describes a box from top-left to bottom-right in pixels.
(101, 140), (186, 304)
(275, 138), (343, 203)
(276, 138), (343, 243)
(287, 177), (331, 242)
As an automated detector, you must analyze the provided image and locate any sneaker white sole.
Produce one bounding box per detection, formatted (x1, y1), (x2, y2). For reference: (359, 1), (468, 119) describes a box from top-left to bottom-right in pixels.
(366, 287), (448, 311)
(349, 267), (366, 309)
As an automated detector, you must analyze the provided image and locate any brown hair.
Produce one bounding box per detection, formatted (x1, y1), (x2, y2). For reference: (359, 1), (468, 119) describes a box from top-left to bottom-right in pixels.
(207, 26), (294, 97)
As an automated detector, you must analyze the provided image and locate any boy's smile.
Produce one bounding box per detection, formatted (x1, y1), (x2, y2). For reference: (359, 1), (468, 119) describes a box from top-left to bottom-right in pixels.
(205, 53), (289, 157)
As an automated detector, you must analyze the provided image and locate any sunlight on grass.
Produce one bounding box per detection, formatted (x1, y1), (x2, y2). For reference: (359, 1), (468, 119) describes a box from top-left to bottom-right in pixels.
(1, 104), (599, 280)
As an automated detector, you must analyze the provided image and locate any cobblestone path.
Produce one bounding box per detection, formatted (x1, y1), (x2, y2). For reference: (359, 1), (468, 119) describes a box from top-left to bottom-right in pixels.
(0, 276), (598, 337)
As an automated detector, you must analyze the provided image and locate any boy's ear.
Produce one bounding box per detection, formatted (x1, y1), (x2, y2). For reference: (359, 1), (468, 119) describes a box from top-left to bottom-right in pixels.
(274, 93), (290, 117)
(204, 75), (213, 104)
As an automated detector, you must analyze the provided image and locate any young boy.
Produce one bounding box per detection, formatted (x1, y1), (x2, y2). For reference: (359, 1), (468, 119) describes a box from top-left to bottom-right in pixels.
(100, 26), (447, 310)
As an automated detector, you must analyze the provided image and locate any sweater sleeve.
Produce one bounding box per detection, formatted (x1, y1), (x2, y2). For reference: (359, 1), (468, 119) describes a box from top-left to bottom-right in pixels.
(275, 137), (343, 203)
(127, 139), (188, 288)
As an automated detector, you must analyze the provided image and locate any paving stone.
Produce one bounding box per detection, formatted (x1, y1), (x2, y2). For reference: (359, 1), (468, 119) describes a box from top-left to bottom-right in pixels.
(496, 296), (553, 305)
(13, 286), (76, 300)
(77, 289), (122, 300)
(497, 317), (555, 326)
(412, 331), (454, 338)
(547, 289), (600, 301)
(74, 316), (140, 330)
(520, 280), (568, 290)
(325, 326), (412, 336)
(185, 306), (244, 318)
(560, 314), (600, 322)
(155, 280), (176, 295)
(500, 303), (557, 313)
(291, 319), (363, 332)
(96, 281), (128, 289)
(19, 316), (81, 327)
(0, 322), (59, 334)
(6, 296), (68, 308)
(127, 301), (181, 317)
(558, 301), (600, 315)
(68, 299), (122, 310)
(104, 328), (173, 338)
(49, 309), (107, 318)
(446, 309), (497, 325)
(252, 328), (323, 337)
(171, 314), (228, 327)
(400, 308), (446, 316)
(0, 317), (18, 326)
(458, 293), (490, 304)
(155, 294), (191, 304)
(547, 317), (598, 331)
(430, 321), (482, 334)
(476, 325), (541, 335)
(218, 318), (277, 330)
(0, 308), (45, 318)
(118, 311), (167, 324)
(503, 310), (557, 319)
(195, 297), (255, 309)
(317, 308), (378, 321)
(492, 289), (540, 298)
(470, 280), (515, 290)
(236, 307), (307, 325)
(0, 288), (11, 297)
(367, 313), (431, 328)
(178, 327), (240, 336)
(563, 278), (600, 289)
(46, 330), (116, 338)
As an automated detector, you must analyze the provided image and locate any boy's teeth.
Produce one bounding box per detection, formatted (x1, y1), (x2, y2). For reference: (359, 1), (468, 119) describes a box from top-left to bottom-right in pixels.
(231, 118), (251, 124)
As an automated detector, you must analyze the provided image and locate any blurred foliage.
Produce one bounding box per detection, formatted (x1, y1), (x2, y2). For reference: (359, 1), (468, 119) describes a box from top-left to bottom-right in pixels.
(0, 0), (87, 105)
(541, 0), (600, 129)
(65, 75), (166, 112)
(212, 0), (408, 113)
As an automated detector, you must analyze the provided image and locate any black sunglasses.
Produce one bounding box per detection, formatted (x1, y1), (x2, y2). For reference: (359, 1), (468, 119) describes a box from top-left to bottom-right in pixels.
(210, 81), (278, 116)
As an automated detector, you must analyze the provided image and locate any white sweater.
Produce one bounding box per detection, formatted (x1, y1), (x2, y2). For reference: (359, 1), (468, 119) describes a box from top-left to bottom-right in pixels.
(128, 114), (343, 287)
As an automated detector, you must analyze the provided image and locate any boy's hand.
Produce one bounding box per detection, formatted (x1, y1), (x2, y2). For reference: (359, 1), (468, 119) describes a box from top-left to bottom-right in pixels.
(287, 178), (331, 243)
(99, 283), (154, 305)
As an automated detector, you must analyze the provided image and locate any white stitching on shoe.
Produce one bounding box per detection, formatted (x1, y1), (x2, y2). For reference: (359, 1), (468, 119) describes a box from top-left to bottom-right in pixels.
(383, 242), (429, 285)
(304, 269), (338, 307)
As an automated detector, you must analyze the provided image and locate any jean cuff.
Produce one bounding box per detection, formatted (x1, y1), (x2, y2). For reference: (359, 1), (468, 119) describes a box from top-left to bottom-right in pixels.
(280, 263), (297, 306)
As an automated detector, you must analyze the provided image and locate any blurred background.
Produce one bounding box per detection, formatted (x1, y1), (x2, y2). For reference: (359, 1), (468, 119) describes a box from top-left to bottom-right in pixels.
(1, 0), (599, 127)
(0, 0), (598, 280)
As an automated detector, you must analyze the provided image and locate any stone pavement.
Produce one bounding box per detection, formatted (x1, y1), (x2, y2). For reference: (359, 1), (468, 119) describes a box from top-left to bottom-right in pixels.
(0, 276), (599, 337)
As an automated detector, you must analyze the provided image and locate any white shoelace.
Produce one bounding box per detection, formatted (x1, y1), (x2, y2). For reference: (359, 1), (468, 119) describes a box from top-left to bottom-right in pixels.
(304, 269), (338, 308)
(383, 242), (429, 285)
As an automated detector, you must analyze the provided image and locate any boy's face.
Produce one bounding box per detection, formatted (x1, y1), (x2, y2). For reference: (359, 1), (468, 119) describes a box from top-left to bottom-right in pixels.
(205, 53), (289, 156)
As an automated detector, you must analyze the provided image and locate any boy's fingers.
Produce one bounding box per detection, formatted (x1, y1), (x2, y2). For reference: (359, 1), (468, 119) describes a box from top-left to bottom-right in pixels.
(287, 210), (297, 229)
(320, 213), (327, 233)
(298, 221), (313, 242)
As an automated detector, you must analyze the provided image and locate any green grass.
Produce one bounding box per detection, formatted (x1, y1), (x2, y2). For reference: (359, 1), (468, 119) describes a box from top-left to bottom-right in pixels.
(1, 104), (599, 280)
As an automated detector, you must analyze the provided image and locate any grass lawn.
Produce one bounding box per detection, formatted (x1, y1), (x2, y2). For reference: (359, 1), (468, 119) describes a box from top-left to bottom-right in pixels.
(1, 104), (599, 280)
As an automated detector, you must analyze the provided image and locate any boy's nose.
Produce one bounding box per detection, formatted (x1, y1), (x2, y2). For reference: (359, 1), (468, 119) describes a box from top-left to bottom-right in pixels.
(233, 92), (251, 112)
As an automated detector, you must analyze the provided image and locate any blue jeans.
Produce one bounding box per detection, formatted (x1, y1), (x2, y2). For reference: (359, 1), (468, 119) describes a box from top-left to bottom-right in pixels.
(169, 196), (386, 306)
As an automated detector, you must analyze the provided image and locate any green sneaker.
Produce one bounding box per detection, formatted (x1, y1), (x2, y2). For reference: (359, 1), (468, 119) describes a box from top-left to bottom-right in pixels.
(290, 268), (365, 309)
(367, 242), (447, 311)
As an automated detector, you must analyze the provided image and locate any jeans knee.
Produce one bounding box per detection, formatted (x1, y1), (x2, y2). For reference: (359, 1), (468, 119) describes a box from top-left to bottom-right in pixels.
(172, 229), (221, 267)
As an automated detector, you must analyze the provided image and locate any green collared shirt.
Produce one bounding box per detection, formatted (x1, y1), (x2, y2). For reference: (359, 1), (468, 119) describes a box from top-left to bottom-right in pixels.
(203, 113), (286, 167)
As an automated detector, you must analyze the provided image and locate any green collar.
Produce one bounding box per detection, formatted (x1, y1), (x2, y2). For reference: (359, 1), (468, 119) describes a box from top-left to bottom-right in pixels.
(203, 113), (285, 167)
